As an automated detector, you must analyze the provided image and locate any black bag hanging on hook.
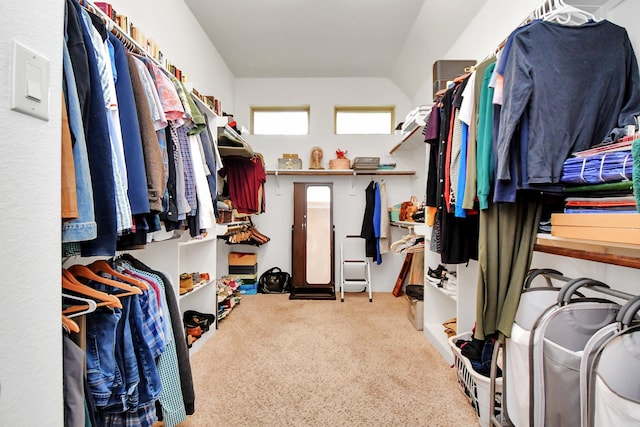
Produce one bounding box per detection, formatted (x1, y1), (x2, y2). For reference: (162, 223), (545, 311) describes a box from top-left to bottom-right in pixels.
(258, 267), (291, 293)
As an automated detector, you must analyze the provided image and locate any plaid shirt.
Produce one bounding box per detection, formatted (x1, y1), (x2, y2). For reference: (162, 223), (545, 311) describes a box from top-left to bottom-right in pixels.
(176, 125), (198, 215)
(102, 401), (157, 427)
(119, 267), (166, 358)
(169, 122), (192, 218)
(118, 263), (187, 426)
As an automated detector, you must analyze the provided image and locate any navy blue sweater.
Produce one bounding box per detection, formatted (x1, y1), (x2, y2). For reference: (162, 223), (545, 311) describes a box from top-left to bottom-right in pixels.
(497, 20), (640, 185)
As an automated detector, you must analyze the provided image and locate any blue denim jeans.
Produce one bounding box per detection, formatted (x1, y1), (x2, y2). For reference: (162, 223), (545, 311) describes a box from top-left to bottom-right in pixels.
(61, 37), (97, 243)
(103, 295), (140, 414)
(85, 306), (121, 407)
(128, 293), (163, 405)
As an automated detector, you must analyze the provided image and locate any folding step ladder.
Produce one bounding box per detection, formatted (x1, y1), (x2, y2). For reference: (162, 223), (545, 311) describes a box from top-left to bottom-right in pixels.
(340, 235), (372, 302)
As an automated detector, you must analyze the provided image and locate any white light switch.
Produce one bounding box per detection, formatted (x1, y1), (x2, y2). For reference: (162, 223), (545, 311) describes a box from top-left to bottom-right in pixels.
(11, 40), (50, 121)
(26, 63), (43, 102)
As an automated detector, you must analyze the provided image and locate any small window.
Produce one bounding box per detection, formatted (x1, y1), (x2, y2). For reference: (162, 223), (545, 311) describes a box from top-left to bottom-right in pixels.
(251, 106), (310, 135)
(335, 106), (395, 135)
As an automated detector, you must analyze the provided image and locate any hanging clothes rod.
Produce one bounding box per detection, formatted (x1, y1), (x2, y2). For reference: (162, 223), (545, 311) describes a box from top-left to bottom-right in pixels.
(80, 0), (161, 68)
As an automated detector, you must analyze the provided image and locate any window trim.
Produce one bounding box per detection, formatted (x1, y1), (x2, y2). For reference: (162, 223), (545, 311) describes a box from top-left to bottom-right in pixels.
(334, 105), (396, 135)
(250, 105), (311, 135)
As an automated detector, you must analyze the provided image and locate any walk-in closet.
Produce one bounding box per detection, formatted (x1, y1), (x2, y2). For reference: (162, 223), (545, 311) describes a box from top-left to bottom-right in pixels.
(2, 0), (640, 426)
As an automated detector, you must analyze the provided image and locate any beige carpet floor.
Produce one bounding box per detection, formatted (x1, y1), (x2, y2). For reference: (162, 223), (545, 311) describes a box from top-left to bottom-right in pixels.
(179, 292), (479, 426)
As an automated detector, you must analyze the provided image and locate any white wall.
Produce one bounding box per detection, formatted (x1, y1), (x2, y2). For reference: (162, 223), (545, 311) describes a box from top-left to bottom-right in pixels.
(606, 0), (640, 53)
(109, 0), (235, 111)
(391, 0), (489, 99)
(234, 77), (414, 169)
(0, 0), (64, 424)
(233, 77), (424, 291)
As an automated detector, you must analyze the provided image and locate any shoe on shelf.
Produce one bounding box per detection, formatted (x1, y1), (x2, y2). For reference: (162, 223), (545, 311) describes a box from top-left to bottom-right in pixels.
(427, 264), (448, 284)
(180, 273), (194, 293)
(191, 272), (202, 286)
(185, 324), (202, 342)
(185, 323), (203, 348)
(186, 334), (197, 349)
(447, 270), (457, 286)
(183, 310), (215, 332)
(444, 327), (457, 338)
(443, 317), (457, 330)
(443, 276), (457, 292)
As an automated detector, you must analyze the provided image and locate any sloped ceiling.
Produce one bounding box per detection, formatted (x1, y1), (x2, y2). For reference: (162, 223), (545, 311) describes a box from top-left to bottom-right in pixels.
(184, 0), (607, 97)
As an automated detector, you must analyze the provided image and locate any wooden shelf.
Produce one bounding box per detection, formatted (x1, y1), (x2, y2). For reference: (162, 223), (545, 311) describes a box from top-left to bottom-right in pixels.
(534, 233), (640, 269)
(266, 169), (415, 176)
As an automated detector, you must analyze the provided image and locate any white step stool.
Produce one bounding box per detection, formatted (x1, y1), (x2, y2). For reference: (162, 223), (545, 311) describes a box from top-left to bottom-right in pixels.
(340, 235), (372, 302)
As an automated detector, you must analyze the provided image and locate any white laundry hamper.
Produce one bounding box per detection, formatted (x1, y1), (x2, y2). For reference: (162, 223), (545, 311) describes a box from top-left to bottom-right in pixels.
(494, 268), (568, 427)
(529, 278), (622, 427)
(590, 296), (640, 427)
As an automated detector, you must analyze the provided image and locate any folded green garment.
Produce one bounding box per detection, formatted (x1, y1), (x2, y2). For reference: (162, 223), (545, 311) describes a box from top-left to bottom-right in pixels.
(564, 181), (633, 193)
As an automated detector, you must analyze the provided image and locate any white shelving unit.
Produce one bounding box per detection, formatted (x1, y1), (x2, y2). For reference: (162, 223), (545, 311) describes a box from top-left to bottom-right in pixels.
(135, 231), (221, 354)
(414, 224), (478, 365)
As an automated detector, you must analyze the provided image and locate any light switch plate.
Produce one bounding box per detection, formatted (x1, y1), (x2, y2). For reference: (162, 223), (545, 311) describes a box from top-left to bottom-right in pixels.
(11, 40), (50, 121)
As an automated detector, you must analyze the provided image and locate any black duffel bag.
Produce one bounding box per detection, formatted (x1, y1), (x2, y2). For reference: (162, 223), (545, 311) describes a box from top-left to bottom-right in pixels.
(258, 267), (291, 293)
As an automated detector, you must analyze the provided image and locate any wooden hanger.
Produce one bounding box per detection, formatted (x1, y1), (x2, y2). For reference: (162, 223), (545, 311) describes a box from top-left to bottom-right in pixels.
(433, 87), (448, 103)
(68, 264), (143, 296)
(452, 72), (471, 84)
(62, 270), (122, 310)
(89, 260), (150, 291)
(62, 315), (80, 334)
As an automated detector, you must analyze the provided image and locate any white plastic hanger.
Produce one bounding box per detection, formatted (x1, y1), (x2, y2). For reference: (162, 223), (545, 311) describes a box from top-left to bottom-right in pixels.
(542, 0), (596, 26)
(62, 292), (98, 318)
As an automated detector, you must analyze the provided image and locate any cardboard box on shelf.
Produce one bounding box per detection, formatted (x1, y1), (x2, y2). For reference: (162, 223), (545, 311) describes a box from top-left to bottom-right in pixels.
(228, 252), (258, 266)
(550, 213), (640, 245)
